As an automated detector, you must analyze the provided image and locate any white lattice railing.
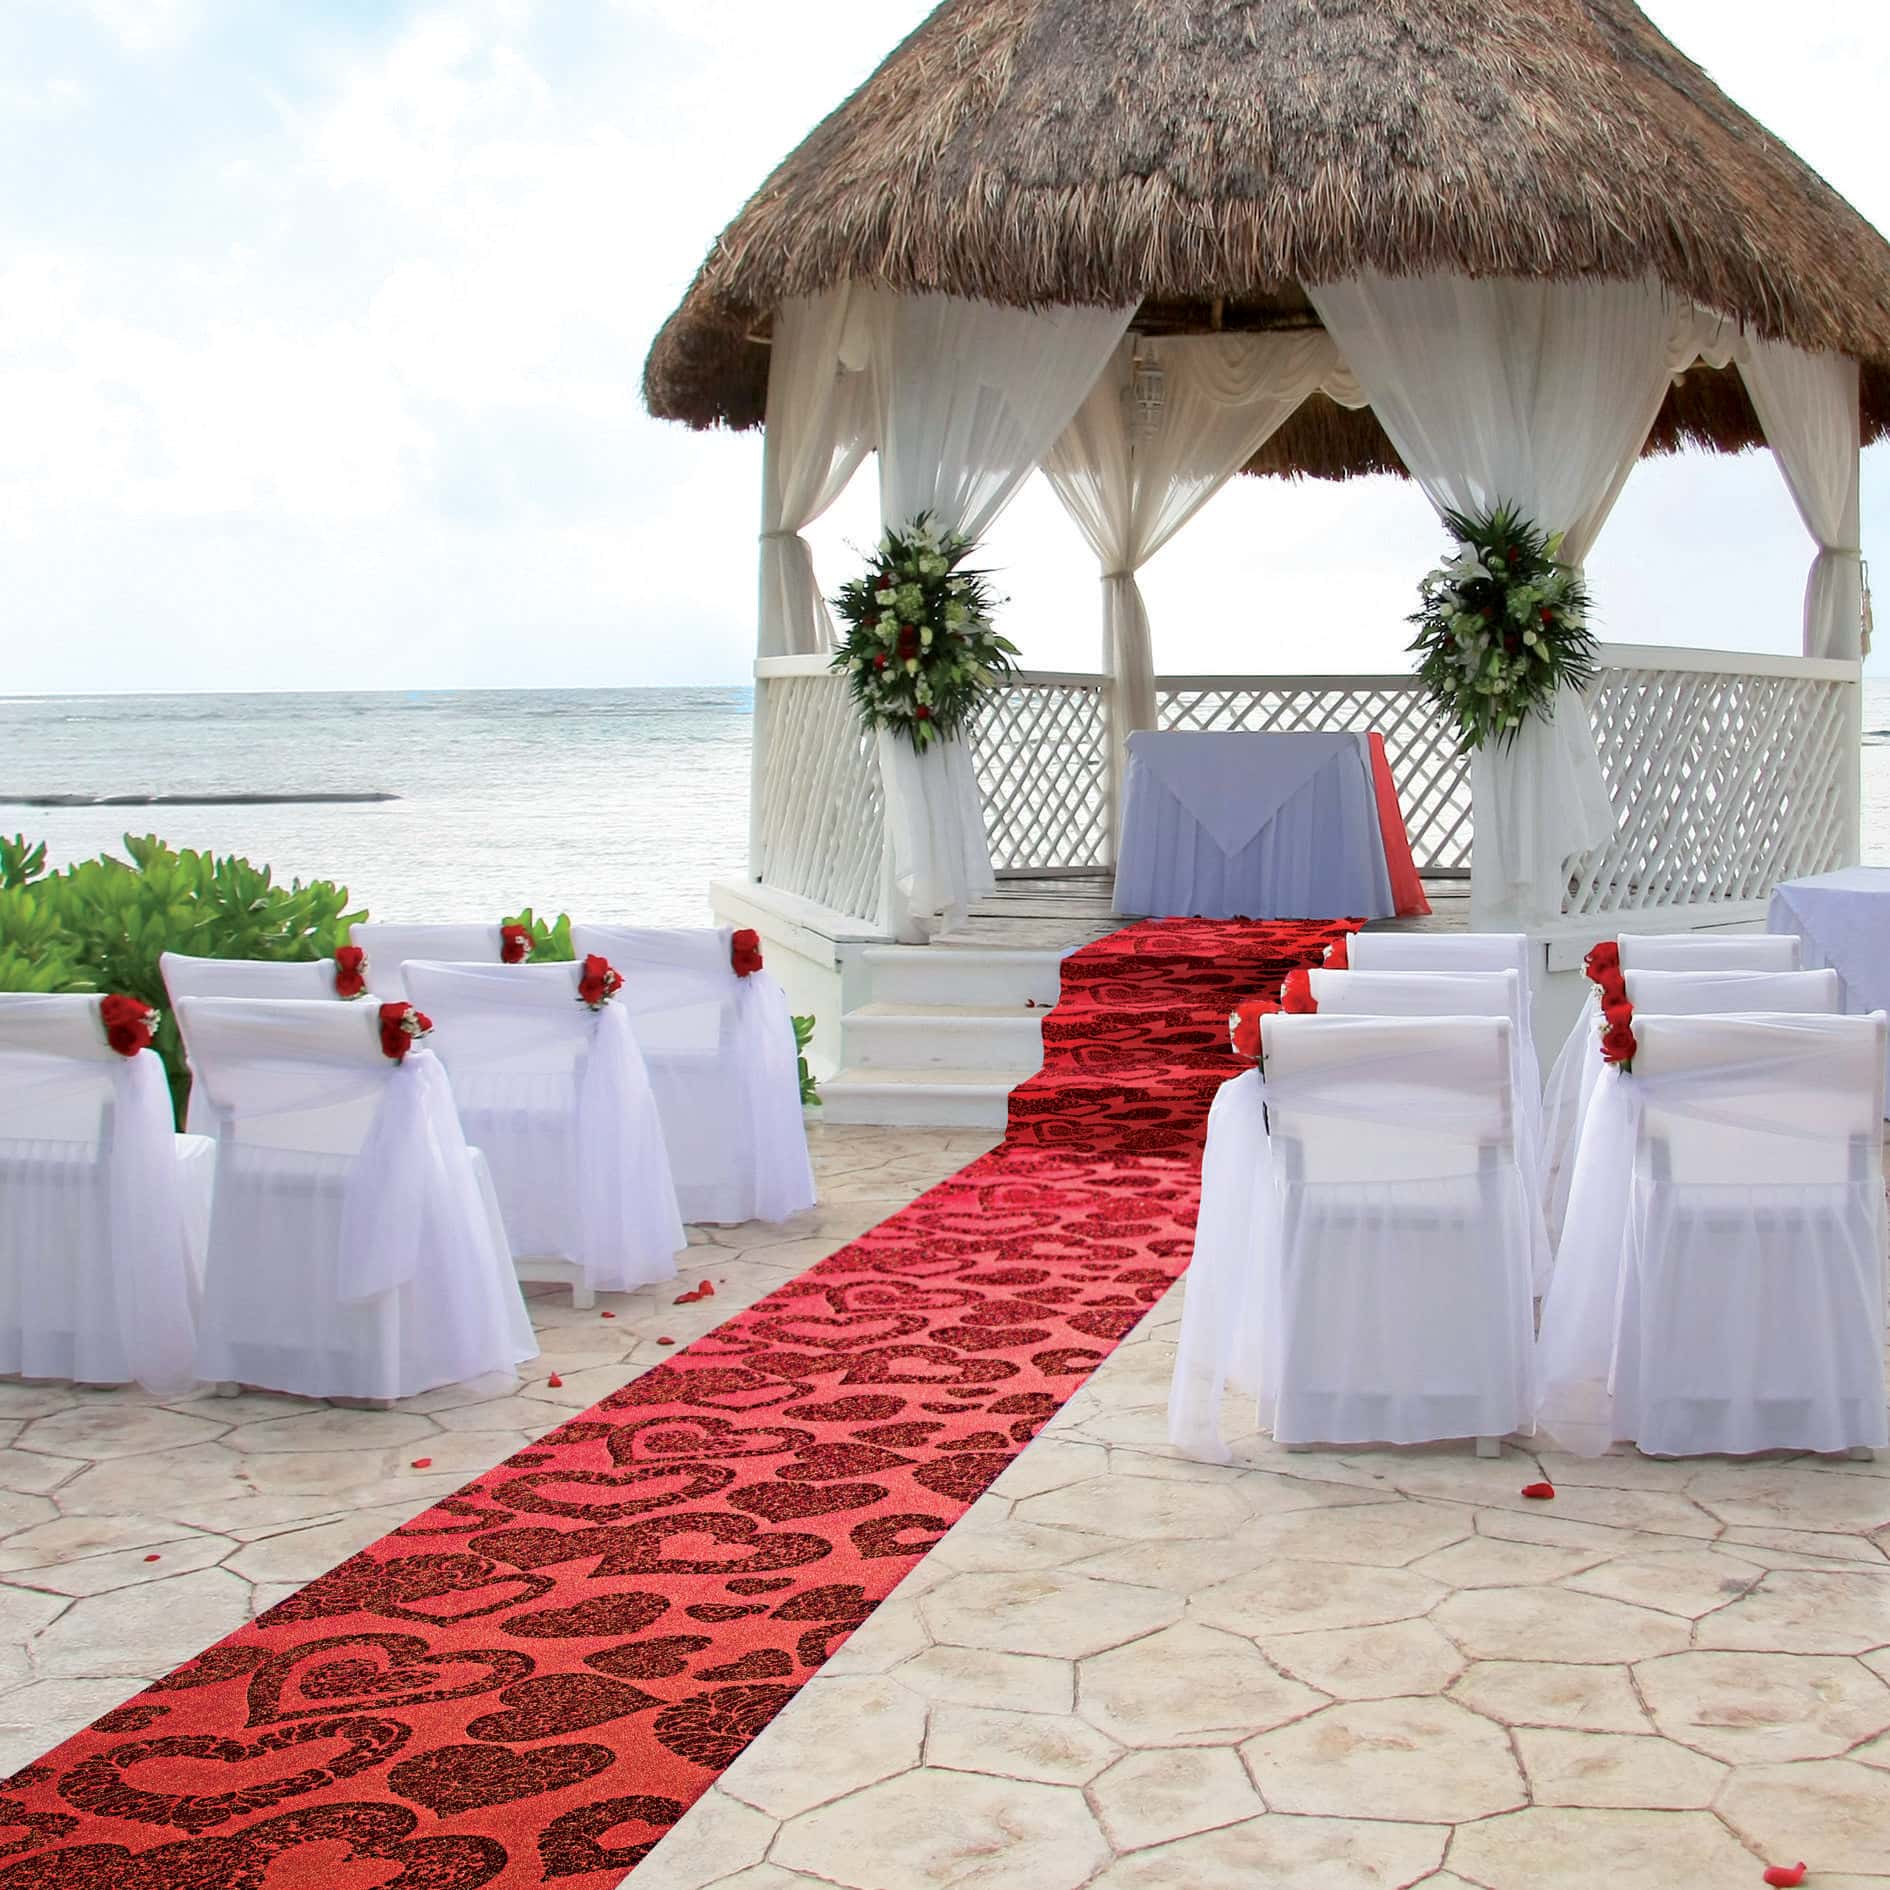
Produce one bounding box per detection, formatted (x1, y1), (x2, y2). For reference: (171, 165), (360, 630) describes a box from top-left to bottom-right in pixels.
(751, 658), (885, 927)
(971, 673), (1114, 873)
(1565, 645), (1860, 920)
(749, 647), (1862, 933)
(1158, 674), (1473, 874)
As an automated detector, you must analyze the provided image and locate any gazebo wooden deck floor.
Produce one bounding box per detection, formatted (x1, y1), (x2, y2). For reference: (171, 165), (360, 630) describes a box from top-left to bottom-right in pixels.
(933, 872), (1471, 953)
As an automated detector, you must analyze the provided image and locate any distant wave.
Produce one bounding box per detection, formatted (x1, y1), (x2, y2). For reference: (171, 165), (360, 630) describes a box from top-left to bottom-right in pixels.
(1, 791), (401, 807)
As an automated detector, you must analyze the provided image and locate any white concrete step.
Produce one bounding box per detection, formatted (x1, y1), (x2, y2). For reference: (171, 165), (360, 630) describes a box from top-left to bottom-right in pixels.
(817, 1066), (1028, 1129)
(861, 944), (1066, 1009)
(842, 1002), (1047, 1074)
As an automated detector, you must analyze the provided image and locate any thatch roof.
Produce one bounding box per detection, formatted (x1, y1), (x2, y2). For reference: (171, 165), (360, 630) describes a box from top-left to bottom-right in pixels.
(643, 0), (1890, 478)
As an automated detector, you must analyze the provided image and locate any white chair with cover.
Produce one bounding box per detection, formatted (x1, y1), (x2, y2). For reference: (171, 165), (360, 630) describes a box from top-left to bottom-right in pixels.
(1538, 1011), (1887, 1459)
(1308, 967), (1553, 1292)
(181, 996), (536, 1400)
(1170, 1013), (1537, 1460)
(348, 924), (508, 1002)
(161, 952), (355, 1133)
(1345, 931), (1535, 1030)
(571, 924), (816, 1226)
(403, 959), (686, 1299)
(0, 994), (205, 1392)
(1542, 962), (1833, 1241)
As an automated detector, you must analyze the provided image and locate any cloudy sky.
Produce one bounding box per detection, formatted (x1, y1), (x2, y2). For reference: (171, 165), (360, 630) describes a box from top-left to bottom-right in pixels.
(2, 0), (1886, 695)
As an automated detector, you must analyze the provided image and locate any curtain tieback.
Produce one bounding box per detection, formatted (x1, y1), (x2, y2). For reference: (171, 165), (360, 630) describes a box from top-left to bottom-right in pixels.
(1101, 568), (1139, 582)
(757, 529), (801, 542)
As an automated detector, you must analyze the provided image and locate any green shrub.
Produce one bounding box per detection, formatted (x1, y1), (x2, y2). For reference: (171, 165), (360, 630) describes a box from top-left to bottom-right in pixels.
(1, 835), (48, 891)
(502, 906), (574, 962)
(793, 1014), (820, 1107)
(4, 834), (365, 1123)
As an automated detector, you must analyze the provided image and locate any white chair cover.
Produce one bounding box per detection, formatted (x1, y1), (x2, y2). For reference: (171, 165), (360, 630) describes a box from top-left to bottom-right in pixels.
(403, 962), (686, 1290)
(572, 925), (816, 1226)
(348, 924), (506, 1002)
(1542, 945), (1815, 1241)
(1345, 932), (1535, 1037)
(1309, 968), (1552, 1292)
(0, 995), (203, 1394)
(1538, 1012), (1888, 1458)
(161, 952), (350, 1134)
(1171, 1015), (1537, 1459)
(181, 997), (536, 1400)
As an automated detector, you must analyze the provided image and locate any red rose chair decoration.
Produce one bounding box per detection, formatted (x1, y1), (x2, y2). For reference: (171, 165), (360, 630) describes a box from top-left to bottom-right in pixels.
(577, 954), (624, 1010)
(730, 929), (765, 978)
(98, 994), (158, 1058)
(333, 945), (368, 1000)
(1583, 940), (1636, 1071)
(1228, 996), (1267, 1063)
(378, 1002), (432, 1061)
(1324, 934), (1350, 969)
(1279, 968), (1319, 1014)
(500, 923), (533, 964)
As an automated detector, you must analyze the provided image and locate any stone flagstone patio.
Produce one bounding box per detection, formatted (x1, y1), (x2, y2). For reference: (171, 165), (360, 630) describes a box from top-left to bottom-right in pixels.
(1, 1123), (1887, 1888)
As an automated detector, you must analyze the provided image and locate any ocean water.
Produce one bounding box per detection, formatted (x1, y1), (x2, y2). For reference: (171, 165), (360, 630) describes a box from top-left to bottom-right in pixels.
(2, 681), (1887, 923)
(0, 688), (754, 928)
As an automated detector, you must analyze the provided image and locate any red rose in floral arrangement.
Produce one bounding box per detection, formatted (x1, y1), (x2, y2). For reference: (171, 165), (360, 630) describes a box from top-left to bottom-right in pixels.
(333, 945), (367, 1000)
(99, 994), (157, 1058)
(500, 924), (532, 964)
(379, 1002), (432, 1062)
(730, 929), (764, 978)
(1228, 996), (1266, 1063)
(1583, 939), (1620, 983)
(1324, 934), (1350, 969)
(1279, 968), (1318, 1014)
(1599, 1015), (1637, 1070)
(577, 954), (623, 1010)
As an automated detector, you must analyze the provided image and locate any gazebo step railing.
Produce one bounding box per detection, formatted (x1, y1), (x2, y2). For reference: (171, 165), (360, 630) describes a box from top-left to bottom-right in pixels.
(750, 646), (1862, 928)
(751, 657), (888, 929)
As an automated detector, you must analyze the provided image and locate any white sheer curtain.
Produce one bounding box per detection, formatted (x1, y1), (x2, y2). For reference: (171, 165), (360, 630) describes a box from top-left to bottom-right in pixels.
(1042, 332), (1354, 742)
(759, 290), (876, 656)
(1309, 274), (1687, 924)
(1736, 336), (1865, 662)
(859, 292), (1136, 938)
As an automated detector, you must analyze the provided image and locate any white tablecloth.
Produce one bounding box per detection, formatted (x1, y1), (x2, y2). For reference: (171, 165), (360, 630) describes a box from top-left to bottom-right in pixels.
(1115, 731), (1396, 920)
(1770, 866), (1890, 1116)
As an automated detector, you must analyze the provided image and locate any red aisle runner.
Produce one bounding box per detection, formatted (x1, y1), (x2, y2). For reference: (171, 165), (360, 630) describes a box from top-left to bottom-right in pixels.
(0, 918), (1352, 1890)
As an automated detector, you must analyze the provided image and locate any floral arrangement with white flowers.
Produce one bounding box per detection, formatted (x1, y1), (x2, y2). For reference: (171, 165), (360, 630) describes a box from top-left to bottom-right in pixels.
(1408, 506), (1598, 754)
(830, 515), (1017, 753)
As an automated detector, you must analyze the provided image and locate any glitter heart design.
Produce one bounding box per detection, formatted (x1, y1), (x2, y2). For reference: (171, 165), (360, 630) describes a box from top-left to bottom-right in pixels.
(536, 1793), (684, 1880)
(246, 1634), (533, 1726)
(463, 1674), (659, 1743)
(55, 1717), (409, 1832)
(387, 1740), (615, 1816)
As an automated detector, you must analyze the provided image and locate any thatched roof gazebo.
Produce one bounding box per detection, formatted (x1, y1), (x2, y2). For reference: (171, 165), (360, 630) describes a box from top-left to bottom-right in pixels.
(645, 0), (1883, 967)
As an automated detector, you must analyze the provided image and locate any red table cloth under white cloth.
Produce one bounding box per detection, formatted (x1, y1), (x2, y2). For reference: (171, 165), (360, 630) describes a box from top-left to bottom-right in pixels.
(1114, 730), (1429, 921)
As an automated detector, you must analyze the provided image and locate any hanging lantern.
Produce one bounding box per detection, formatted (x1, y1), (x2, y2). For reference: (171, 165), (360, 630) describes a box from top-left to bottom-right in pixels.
(1121, 346), (1167, 445)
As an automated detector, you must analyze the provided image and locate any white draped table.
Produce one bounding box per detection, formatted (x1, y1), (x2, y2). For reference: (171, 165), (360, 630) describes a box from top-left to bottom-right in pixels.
(1114, 730), (1397, 920)
(1769, 866), (1890, 1116)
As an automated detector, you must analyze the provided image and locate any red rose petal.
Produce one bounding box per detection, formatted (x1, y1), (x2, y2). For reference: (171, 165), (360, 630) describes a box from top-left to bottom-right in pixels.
(410, 1458), (432, 1470)
(545, 1373), (563, 1388)
(1762, 1867), (1807, 1887)
(656, 1336), (675, 1346)
(699, 1281), (715, 1297)
(143, 1554), (161, 1563)
(600, 1311), (615, 1319)
(1520, 1481), (1556, 1500)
